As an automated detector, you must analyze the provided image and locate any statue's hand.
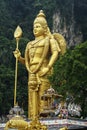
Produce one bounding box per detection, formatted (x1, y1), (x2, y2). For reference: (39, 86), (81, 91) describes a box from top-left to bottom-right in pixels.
(13, 49), (21, 59)
(39, 67), (49, 76)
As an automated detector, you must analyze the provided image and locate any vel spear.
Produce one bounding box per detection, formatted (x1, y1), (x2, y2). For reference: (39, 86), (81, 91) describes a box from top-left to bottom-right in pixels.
(14, 25), (22, 106)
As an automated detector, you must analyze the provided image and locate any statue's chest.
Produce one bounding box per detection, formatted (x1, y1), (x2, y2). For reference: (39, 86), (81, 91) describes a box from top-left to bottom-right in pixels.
(28, 40), (45, 57)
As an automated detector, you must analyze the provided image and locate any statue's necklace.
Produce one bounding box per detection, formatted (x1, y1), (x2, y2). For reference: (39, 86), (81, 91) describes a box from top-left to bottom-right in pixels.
(31, 38), (44, 46)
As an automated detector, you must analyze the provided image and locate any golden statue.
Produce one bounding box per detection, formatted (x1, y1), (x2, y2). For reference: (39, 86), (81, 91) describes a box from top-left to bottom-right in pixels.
(13, 10), (66, 119)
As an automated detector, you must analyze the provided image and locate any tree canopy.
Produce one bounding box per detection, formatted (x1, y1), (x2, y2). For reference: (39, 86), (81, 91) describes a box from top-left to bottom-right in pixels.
(49, 41), (87, 117)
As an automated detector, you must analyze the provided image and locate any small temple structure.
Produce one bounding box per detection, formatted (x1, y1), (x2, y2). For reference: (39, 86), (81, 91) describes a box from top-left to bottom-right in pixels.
(40, 87), (63, 117)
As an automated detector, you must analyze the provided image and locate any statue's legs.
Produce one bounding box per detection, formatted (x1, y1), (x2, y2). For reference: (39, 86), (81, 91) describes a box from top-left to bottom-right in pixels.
(38, 80), (50, 114)
(28, 89), (33, 119)
(28, 89), (38, 119)
(28, 73), (39, 119)
(28, 73), (50, 118)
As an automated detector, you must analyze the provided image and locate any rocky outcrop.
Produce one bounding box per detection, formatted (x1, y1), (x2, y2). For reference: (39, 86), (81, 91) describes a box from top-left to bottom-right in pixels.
(52, 4), (83, 47)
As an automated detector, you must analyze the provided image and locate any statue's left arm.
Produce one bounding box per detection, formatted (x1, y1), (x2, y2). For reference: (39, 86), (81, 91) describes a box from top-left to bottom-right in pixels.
(47, 38), (60, 69)
(40, 38), (60, 76)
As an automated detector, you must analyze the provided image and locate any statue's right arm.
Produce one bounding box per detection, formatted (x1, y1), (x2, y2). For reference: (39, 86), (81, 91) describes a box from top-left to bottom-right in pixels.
(13, 49), (25, 64)
(18, 56), (25, 64)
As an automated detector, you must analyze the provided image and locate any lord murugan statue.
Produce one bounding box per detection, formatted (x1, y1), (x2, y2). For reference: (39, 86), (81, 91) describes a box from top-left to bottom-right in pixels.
(14, 10), (66, 119)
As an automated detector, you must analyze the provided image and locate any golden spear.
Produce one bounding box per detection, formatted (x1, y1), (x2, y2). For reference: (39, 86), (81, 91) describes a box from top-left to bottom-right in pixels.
(14, 25), (22, 106)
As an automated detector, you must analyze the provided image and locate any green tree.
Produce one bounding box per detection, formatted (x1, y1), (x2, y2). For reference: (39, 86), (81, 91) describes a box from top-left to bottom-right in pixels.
(0, 65), (14, 115)
(49, 41), (87, 117)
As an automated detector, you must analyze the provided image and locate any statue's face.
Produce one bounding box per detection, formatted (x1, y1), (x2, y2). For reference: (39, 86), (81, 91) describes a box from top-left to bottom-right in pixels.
(33, 23), (45, 37)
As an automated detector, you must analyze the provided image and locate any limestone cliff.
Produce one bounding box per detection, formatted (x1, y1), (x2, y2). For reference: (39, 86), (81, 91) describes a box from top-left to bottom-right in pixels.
(52, 7), (83, 47)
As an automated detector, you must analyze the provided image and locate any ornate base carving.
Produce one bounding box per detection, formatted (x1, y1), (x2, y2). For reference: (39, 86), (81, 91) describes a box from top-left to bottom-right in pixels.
(7, 105), (26, 120)
(27, 118), (47, 130)
(4, 116), (48, 130)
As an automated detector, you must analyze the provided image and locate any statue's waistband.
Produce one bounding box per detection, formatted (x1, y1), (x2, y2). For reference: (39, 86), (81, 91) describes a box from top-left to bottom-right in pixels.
(30, 59), (49, 66)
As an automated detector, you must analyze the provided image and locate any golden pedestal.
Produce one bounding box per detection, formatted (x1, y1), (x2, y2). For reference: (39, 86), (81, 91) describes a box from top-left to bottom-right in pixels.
(5, 115), (47, 130)
(27, 118), (47, 130)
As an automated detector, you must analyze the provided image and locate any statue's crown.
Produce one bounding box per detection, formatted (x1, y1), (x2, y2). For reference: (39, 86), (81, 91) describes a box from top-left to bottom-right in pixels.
(37, 10), (46, 18)
(34, 10), (47, 27)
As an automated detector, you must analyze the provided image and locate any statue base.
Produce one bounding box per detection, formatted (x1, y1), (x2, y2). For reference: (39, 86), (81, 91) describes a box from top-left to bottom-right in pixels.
(4, 116), (48, 130)
(2, 117), (87, 130)
(27, 118), (47, 130)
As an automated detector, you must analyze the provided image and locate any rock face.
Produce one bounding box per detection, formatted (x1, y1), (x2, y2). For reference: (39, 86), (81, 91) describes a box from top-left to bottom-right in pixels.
(52, 7), (83, 47)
